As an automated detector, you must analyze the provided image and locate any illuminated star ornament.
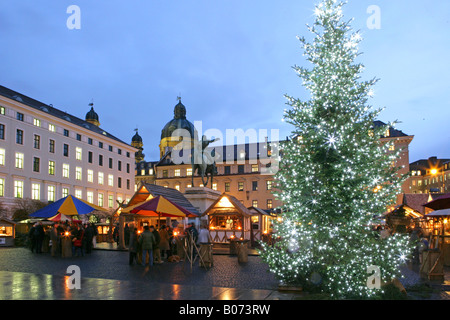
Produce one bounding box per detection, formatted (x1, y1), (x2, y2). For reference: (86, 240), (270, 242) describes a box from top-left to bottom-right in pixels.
(325, 134), (339, 149)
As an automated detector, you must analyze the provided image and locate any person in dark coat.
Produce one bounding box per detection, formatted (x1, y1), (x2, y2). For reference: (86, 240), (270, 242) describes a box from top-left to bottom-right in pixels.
(50, 223), (61, 257)
(71, 224), (84, 257)
(83, 223), (95, 254)
(185, 223), (199, 257)
(124, 224), (130, 246)
(159, 226), (171, 260)
(34, 222), (45, 253)
(139, 226), (155, 266)
(151, 225), (162, 264)
(113, 225), (119, 245)
(128, 225), (138, 265)
(28, 223), (37, 253)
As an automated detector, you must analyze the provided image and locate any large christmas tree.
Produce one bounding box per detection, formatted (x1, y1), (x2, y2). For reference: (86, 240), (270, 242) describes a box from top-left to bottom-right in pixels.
(260, 0), (413, 298)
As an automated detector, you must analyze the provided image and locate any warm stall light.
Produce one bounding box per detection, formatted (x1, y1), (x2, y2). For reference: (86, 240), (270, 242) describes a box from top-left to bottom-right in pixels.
(230, 235), (235, 239)
(263, 230), (268, 234)
(173, 231), (178, 236)
(431, 168), (438, 175)
(218, 196), (234, 208)
(237, 226), (242, 230)
(444, 219), (448, 224)
(64, 232), (69, 237)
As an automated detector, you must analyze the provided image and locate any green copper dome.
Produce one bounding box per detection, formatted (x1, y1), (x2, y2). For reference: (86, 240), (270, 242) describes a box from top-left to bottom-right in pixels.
(161, 100), (197, 140)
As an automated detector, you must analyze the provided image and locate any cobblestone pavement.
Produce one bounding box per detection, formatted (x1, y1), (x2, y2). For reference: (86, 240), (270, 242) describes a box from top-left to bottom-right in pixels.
(0, 247), (449, 300)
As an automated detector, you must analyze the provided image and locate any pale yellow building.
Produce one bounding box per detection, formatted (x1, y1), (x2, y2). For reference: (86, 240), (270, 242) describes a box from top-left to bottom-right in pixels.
(0, 85), (137, 218)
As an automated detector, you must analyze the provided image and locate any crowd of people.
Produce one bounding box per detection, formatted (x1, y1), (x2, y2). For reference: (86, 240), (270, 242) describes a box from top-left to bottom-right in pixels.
(27, 218), (211, 263)
(28, 220), (98, 257)
(124, 222), (210, 266)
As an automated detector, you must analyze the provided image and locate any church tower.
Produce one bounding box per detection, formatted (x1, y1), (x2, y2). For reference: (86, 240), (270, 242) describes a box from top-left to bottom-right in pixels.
(85, 101), (100, 127)
(131, 129), (145, 163)
(159, 97), (197, 159)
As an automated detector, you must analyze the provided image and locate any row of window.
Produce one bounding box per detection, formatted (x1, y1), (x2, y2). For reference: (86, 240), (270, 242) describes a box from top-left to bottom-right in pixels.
(0, 149), (131, 189)
(411, 172), (450, 187)
(0, 109), (131, 158)
(165, 180), (273, 193)
(252, 199), (273, 209)
(2, 127), (132, 172)
(153, 164), (261, 179)
(0, 177), (128, 208)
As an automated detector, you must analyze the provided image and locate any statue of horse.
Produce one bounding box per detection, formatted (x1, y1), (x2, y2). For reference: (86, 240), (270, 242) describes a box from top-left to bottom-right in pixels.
(191, 136), (219, 188)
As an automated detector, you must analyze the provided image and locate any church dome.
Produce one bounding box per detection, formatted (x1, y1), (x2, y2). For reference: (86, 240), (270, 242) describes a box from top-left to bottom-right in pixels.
(160, 100), (197, 140)
(85, 104), (100, 126)
(132, 130), (143, 143)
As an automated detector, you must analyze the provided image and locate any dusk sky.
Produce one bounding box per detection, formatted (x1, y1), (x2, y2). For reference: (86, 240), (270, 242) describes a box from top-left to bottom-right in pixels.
(1, 0), (449, 162)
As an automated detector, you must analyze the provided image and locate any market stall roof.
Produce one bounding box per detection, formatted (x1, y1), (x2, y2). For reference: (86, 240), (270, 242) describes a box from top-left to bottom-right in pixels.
(123, 195), (197, 218)
(47, 212), (80, 222)
(202, 193), (252, 217)
(247, 206), (274, 216)
(424, 193), (450, 210)
(399, 193), (433, 215)
(30, 195), (107, 218)
(125, 183), (200, 216)
(0, 218), (16, 225)
(384, 204), (423, 219)
(424, 208), (450, 217)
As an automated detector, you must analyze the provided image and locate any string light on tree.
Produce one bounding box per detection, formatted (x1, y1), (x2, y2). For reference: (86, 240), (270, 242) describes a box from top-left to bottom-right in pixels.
(260, 0), (413, 299)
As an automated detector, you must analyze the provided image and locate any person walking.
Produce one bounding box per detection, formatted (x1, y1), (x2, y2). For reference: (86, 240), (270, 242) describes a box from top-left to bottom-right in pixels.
(139, 226), (155, 266)
(128, 225), (138, 265)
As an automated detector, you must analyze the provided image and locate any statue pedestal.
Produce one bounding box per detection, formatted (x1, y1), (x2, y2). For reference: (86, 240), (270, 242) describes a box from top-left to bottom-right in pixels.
(184, 187), (221, 219)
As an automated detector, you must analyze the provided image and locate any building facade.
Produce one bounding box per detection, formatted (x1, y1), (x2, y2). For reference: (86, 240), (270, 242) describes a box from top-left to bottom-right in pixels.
(374, 120), (414, 195)
(0, 85), (137, 218)
(135, 100), (413, 212)
(153, 140), (282, 211)
(409, 156), (450, 194)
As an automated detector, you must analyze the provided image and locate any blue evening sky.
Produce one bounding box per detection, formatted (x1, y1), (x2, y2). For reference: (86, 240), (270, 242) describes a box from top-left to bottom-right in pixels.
(0, 0), (449, 162)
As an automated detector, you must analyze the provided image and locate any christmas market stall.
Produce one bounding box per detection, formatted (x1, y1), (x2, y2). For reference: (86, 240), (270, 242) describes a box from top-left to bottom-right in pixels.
(95, 223), (111, 243)
(247, 206), (277, 247)
(422, 209), (450, 268)
(203, 193), (253, 244)
(384, 204), (423, 233)
(422, 193), (450, 268)
(117, 183), (200, 250)
(0, 218), (16, 247)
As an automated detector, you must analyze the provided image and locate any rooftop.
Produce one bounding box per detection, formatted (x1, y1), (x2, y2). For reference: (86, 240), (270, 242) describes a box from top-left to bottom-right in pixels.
(0, 85), (131, 147)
